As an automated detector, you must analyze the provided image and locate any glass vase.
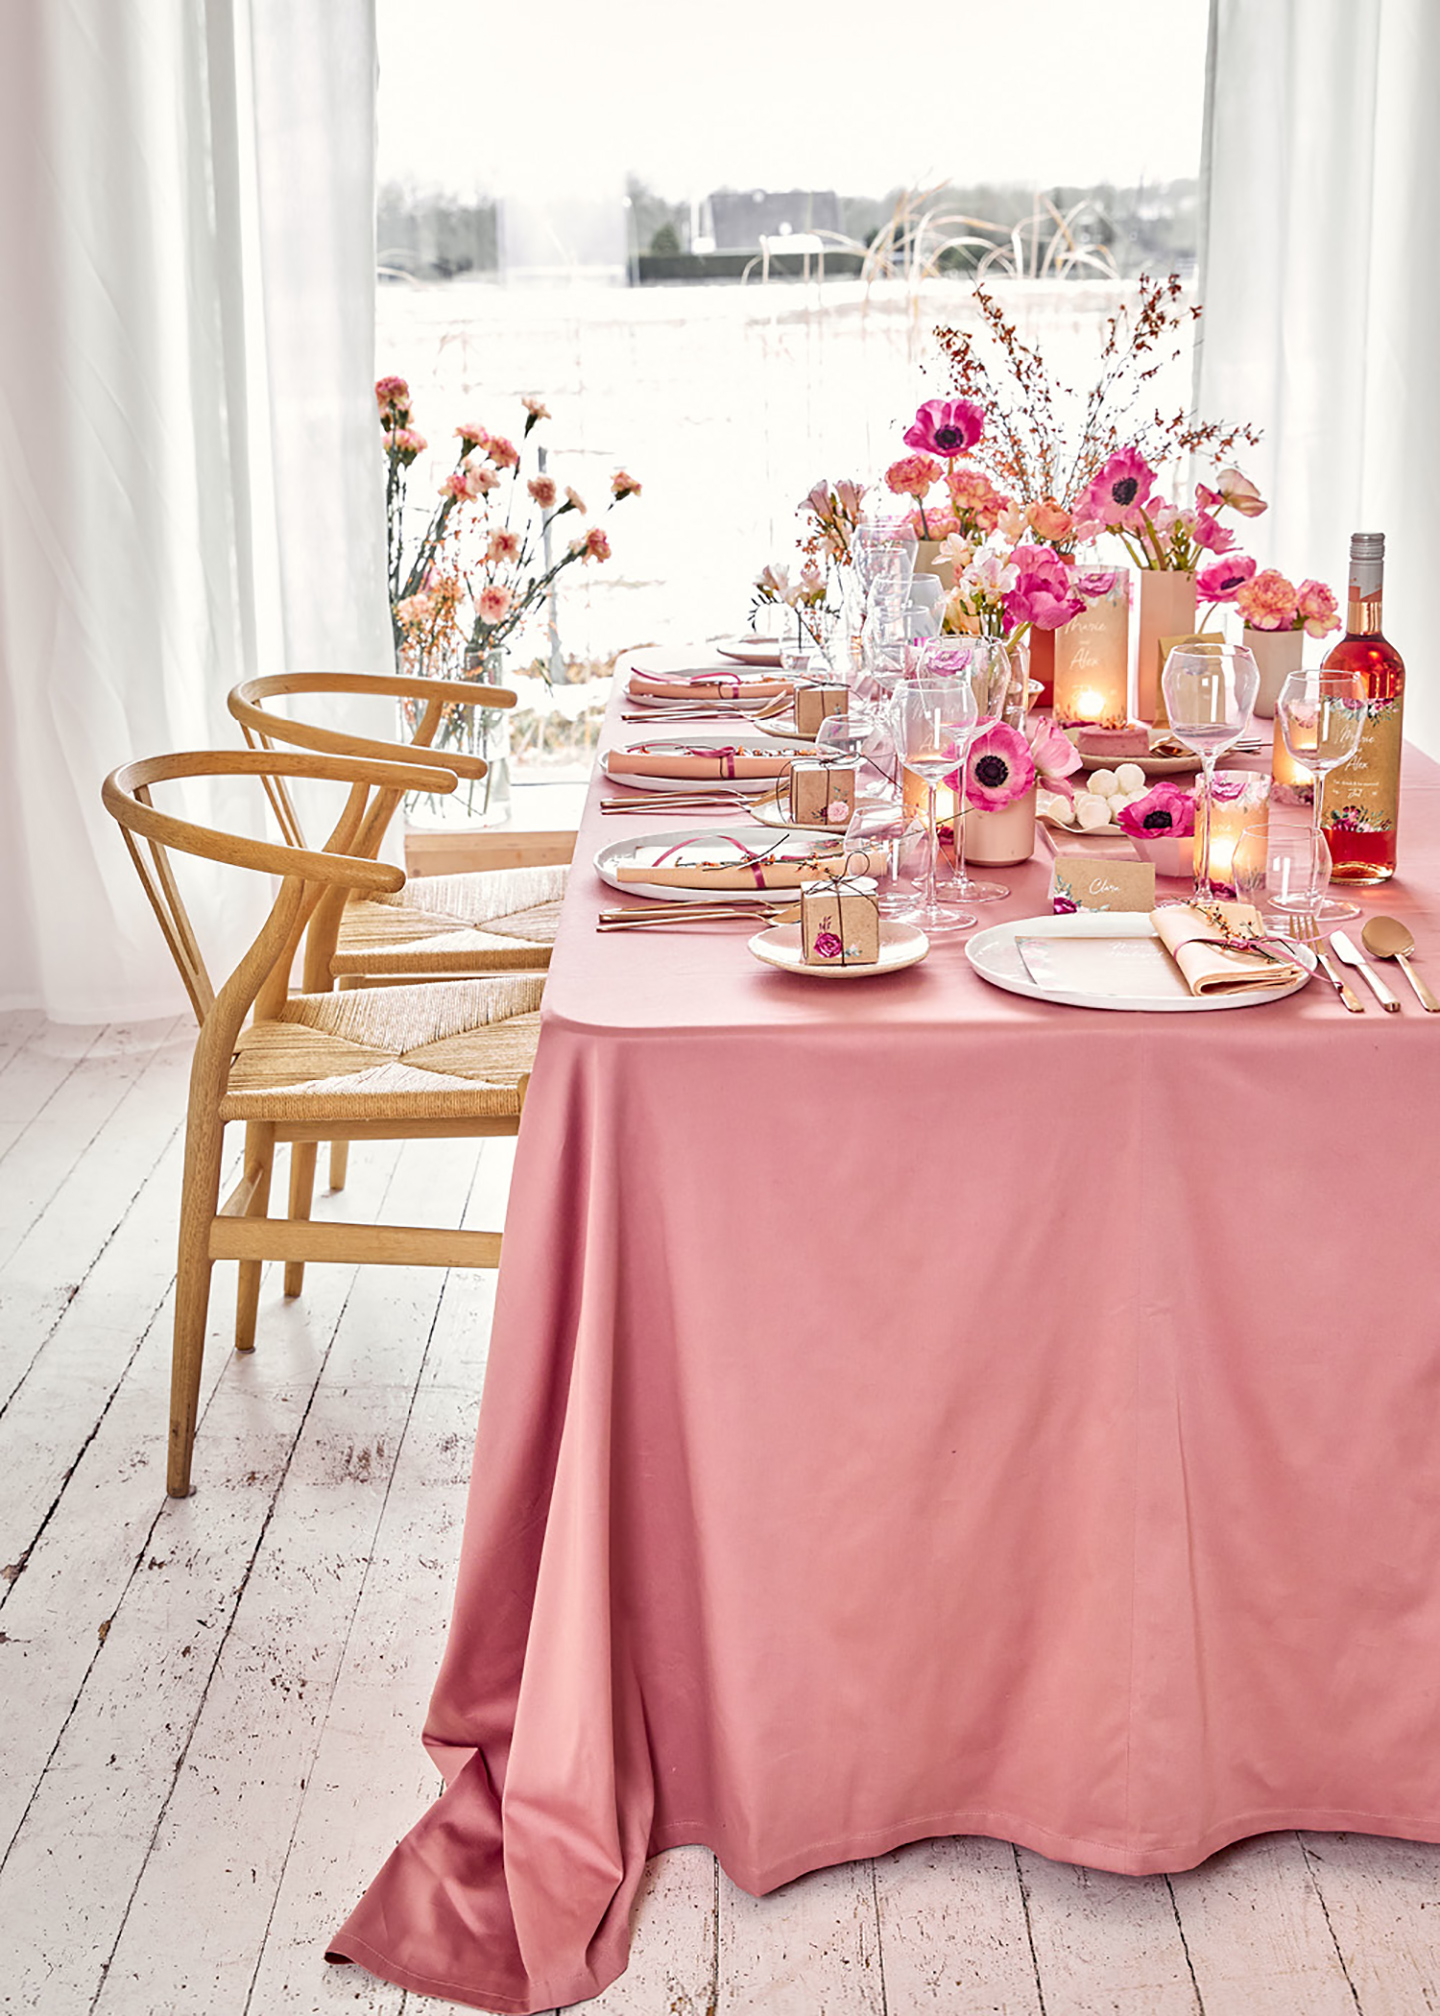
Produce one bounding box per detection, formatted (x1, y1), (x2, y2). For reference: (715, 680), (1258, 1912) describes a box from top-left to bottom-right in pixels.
(401, 646), (514, 829)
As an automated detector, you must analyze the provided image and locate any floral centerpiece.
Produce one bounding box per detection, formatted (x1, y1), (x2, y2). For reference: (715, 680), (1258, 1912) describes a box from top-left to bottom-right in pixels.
(377, 375), (639, 819)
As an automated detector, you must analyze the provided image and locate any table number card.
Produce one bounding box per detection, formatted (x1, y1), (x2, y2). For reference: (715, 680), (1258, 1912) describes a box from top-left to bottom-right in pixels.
(786, 760), (856, 830)
(1049, 855), (1157, 913)
(800, 879), (880, 966)
(793, 685), (849, 737)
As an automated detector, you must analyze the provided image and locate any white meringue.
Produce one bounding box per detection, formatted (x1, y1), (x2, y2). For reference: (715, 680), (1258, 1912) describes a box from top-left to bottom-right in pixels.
(1087, 768), (1120, 800)
(1074, 793), (1112, 830)
(1115, 763), (1147, 794)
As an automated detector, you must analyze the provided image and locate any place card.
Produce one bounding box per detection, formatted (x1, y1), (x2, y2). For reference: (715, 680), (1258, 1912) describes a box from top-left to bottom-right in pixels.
(786, 760), (856, 830)
(1049, 855), (1157, 913)
(800, 878), (880, 967)
(793, 684), (849, 736)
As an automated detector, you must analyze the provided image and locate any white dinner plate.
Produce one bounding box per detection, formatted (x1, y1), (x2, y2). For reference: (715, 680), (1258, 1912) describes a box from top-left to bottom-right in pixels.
(594, 826), (849, 904)
(601, 739), (789, 795)
(715, 636), (784, 667)
(756, 713), (820, 746)
(748, 920), (930, 978)
(965, 911), (1316, 1012)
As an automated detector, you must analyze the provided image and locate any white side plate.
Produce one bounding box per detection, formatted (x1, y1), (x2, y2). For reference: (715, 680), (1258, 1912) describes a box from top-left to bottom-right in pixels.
(749, 921), (929, 978)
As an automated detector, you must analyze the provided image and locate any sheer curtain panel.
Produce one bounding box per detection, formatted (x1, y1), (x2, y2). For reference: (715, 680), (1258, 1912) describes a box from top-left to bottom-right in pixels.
(1197, 0), (1440, 754)
(0, 1), (388, 1021)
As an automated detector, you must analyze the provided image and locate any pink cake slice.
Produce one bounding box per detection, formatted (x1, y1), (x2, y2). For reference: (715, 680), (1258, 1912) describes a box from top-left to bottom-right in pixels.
(1074, 723), (1151, 759)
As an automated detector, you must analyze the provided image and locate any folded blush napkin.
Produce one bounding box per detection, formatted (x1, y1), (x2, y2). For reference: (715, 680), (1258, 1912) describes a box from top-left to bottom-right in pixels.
(1151, 901), (1307, 995)
(604, 744), (791, 781)
(627, 670), (792, 703)
(614, 837), (880, 889)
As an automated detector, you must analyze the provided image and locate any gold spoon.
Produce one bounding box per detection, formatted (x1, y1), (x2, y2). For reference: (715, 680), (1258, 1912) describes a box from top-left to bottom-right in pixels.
(1361, 915), (1440, 1012)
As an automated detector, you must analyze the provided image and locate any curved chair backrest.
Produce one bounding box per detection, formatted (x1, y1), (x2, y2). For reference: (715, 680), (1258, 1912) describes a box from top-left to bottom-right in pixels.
(228, 670), (518, 859)
(102, 747), (454, 1032)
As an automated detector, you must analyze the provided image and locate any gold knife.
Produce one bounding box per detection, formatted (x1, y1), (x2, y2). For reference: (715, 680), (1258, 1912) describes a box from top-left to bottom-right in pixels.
(1310, 939), (1365, 1013)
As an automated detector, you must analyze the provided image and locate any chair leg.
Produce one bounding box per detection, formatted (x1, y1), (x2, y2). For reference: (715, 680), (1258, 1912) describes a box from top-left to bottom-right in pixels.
(234, 1122), (276, 1353)
(329, 1138), (350, 1192)
(283, 1140), (318, 1298)
(169, 1111), (226, 1499)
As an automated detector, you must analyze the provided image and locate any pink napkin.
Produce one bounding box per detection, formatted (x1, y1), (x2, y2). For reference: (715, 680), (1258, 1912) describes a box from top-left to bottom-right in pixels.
(627, 671), (792, 703)
(604, 745), (792, 781)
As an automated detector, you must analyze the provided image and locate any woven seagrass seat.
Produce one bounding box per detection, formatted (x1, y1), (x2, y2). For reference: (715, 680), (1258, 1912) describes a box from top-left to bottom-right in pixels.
(228, 671), (570, 985)
(101, 748), (540, 1498)
(330, 865), (567, 977)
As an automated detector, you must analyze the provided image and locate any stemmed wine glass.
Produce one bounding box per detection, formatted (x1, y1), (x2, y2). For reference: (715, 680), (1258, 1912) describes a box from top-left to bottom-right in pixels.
(1160, 644), (1260, 901)
(1274, 666), (1368, 923)
(890, 676), (980, 936)
(914, 635), (1013, 903)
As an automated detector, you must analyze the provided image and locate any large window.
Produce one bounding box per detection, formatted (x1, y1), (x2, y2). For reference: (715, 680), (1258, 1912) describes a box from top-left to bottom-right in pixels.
(376, 2), (1210, 789)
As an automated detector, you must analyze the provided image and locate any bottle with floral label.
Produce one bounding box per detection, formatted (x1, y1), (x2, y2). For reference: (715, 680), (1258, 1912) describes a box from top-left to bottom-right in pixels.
(1320, 532), (1405, 882)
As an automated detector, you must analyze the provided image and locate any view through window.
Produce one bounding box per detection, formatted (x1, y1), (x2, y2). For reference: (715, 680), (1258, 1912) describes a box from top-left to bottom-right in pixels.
(376, 3), (1211, 804)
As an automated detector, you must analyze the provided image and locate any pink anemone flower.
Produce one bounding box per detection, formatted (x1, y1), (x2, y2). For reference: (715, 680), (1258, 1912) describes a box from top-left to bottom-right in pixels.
(1078, 446), (1157, 526)
(1196, 554), (1256, 602)
(1116, 782), (1196, 839)
(945, 722), (1037, 813)
(903, 398), (985, 460)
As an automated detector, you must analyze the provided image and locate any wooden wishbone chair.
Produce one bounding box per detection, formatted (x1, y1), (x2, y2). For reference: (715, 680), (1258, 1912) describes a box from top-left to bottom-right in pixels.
(101, 749), (542, 1498)
(227, 669), (571, 1264)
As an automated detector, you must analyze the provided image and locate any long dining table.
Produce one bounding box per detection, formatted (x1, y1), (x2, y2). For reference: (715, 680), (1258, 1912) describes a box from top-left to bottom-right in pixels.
(331, 669), (1440, 2014)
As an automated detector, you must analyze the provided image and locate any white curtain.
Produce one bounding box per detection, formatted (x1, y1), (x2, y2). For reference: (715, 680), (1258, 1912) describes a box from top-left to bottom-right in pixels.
(1196, 0), (1440, 754)
(0, 0), (390, 1023)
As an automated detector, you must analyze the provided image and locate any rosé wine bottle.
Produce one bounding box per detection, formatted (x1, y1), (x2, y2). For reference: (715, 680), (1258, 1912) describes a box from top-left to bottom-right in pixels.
(1320, 532), (1406, 883)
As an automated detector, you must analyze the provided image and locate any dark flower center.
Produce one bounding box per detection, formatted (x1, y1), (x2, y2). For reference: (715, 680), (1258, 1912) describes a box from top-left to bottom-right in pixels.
(975, 754), (1010, 789)
(1110, 476), (1139, 506)
(1220, 571), (1246, 591)
(1141, 808), (1174, 832)
(934, 425), (965, 452)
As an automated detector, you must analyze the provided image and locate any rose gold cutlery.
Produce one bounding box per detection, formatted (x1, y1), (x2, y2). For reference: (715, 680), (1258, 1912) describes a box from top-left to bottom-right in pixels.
(1287, 914), (1364, 1011)
(1361, 915), (1440, 1011)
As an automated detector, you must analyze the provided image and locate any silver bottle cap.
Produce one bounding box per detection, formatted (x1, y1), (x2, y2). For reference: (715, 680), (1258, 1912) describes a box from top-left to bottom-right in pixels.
(1350, 532), (1385, 561)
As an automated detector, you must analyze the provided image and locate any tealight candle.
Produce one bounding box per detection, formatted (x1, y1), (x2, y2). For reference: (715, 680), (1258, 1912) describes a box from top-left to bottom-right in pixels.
(1200, 771), (1270, 893)
(1270, 716), (1314, 807)
(1053, 571), (1131, 725)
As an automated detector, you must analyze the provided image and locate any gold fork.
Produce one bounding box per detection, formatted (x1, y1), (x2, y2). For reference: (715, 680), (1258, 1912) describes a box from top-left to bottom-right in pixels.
(1288, 913), (1365, 1012)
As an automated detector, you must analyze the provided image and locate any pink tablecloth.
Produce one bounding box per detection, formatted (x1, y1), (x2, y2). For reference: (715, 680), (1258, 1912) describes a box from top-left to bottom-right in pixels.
(332, 694), (1440, 2013)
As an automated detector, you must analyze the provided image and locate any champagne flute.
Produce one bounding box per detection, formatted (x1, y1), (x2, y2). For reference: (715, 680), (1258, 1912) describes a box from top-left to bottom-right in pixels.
(915, 635), (1013, 903)
(891, 676), (980, 935)
(1160, 644), (1260, 901)
(1275, 666), (1367, 923)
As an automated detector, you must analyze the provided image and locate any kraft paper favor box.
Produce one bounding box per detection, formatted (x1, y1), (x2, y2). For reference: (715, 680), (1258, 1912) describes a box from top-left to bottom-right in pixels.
(786, 760), (856, 830)
(793, 684), (849, 737)
(800, 878), (880, 967)
(1049, 854), (1157, 913)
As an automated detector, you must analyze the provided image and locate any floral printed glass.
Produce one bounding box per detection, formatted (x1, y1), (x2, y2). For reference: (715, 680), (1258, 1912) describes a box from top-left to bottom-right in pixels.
(1160, 643), (1260, 901)
(915, 636), (1014, 904)
(1275, 666), (1367, 923)
(891, 676), (980, 937)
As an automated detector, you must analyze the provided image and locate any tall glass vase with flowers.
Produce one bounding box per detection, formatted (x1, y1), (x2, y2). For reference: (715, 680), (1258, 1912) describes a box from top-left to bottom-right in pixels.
(377, 376), (639, 823)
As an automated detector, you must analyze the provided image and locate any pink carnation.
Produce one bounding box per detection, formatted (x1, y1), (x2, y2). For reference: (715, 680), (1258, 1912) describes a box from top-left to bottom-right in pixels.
(1236, 567), (1299, 632)
(565, 487), (586, 514)
(455, 420), (490, 450)
(529, 475), (558, 507)
(1078, 446), (1156, 527)
(1196, 554), (1256, 602)
(885, 453), (943, 501)
(441, 466), (482, 501)
(477, 584), (513, 624)
(487, 528), (521, 563)
(575, 526), (611, 562)
(946, 465), (1008, 532)
(903, 398), (984, 460)
(611, 469), (642, 499)
(522, 397), (551, 420)
(486, 435), (520, 469)
(385, 425), (426, 464)
(1028, 498), (1074, 543)
(375, 374), (410, 417)
(1295, 578), (1340, 638)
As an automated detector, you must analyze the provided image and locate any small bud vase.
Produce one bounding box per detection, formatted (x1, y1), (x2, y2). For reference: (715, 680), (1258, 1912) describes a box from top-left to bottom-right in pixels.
(963, 784), (1037, 867)
(1243, 626), (1304, 719)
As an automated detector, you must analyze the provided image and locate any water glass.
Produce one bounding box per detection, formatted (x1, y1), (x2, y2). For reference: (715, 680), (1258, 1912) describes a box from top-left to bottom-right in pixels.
(1276, 666), (1367, 923)
(1161, 644), (1260, 900)
(1232, 819), (1332, 924)
(890, 676), (979, 935)
(914, 636), (1013, 903)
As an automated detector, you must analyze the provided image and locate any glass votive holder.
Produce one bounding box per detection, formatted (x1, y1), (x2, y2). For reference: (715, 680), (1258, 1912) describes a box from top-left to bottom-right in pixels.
(1199, 770), (1269, 896)
(1234, 820), (1332, 921)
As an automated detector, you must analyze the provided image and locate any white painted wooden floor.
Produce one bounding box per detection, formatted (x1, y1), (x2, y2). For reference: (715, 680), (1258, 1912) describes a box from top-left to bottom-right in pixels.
(3, 1006), (1440, 2016)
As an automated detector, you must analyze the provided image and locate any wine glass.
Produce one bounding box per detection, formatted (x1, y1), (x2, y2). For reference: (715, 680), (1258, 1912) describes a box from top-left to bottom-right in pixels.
(1275, 666), (1367, 923)
(853, 521), (917, 601)
(890, 676), (980, 935)
(842, 800), (927, 918)
(814, 711), (872, 764)
(860, 602), (937, 703)
(914, 635), (1013, 904)
(1233, 819), (1332, 927)
(1160, 644), (1260, 901)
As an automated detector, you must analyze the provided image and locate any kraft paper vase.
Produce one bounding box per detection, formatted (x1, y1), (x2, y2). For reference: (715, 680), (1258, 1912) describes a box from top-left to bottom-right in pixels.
(912, 538), (954, 589)
(1136, 570), (1197, 724)
(1244, 626), (1304, 719)
(964, 784), (1037, 866)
